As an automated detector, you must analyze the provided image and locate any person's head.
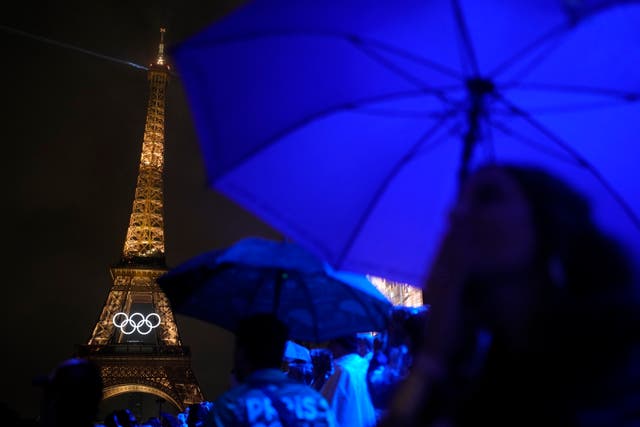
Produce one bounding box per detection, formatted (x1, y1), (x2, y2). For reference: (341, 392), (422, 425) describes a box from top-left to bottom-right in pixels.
(501, 165), (632, 294)
(104, 408), (137, 427)
(327, 334), (359, 359)
(450, 164), (633, 340)
(309, 348), (333, 389)
(186, 402), (212, 427)
(161, 412), (182, 427)
(285, 360), (314, 385)
(403, 307), (428, 355)
(450, 165), (537, 277)
(387, 307), (412, 348)
(356, 333), (373, 357)
(453, 164), (631, 293)
(38, 357), (103, 427)
(233, 313), (289, 382)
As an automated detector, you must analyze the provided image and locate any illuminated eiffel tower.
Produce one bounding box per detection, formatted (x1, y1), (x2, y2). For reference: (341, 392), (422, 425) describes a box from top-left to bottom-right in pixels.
(79, 29), (203, 411)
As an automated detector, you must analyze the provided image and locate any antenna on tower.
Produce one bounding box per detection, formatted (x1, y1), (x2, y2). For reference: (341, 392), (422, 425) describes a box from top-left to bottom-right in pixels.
(156, 27), (166, 66)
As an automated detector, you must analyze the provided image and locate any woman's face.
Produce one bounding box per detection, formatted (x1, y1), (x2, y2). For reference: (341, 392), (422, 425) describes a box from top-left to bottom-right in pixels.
(450, 166), (536, 276)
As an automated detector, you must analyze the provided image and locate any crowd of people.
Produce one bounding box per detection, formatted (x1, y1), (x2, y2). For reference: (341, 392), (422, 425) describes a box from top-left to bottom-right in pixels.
(34, 165), (639, 426)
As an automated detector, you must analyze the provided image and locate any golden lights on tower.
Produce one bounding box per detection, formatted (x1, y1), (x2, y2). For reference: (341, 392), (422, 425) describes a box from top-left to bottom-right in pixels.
(369, 276), (423, 307)
(156, 28), (166, 66)
(122, 28), (170, 261)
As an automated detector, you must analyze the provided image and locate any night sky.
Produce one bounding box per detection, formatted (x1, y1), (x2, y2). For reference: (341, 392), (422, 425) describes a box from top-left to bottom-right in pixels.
(2, 1), (282, 418)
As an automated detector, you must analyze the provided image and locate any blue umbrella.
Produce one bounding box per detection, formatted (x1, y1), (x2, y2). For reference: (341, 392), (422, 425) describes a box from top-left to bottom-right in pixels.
(157, 238), (392, 342)
(172, 0), (640, 285)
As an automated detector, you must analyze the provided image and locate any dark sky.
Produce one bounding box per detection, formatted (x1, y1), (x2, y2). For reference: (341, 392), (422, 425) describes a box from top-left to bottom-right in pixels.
(1, 1), (281, 418)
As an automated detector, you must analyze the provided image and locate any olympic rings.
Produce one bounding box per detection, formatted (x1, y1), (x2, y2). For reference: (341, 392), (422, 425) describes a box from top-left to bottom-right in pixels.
(113, 312), (161, 335)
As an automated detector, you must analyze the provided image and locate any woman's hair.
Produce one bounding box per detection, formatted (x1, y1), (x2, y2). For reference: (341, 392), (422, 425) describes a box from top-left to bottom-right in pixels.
(497, 165), (639, 387)
(500, 164), (632, 296)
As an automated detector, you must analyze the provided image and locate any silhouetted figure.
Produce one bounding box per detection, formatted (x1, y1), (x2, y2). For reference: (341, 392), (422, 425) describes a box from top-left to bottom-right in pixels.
(285, 360), (314, 385)
(283, 341), (314, 385)
(158, 411), (180, 427)
(186, 402), (212, 427)
(367, 307), (427, 417)
(210, 313), (336, 426)
(380, 164), (640, 426)
(321, 335), (376, 427)
(104, 409), (137, 427)
(356, 333), (374, 362)
(309, 348), (333, 392)
(37, 357), (103, 427)
(143, 417), (162, 427)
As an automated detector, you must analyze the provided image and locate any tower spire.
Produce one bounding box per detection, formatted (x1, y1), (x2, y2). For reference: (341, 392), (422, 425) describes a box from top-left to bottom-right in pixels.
(156, 27), (166, 66)
(121, 28), (170, 265)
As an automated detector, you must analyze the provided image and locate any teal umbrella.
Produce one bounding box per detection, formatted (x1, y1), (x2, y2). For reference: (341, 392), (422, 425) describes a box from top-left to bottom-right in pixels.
(158, 237), (392, 342)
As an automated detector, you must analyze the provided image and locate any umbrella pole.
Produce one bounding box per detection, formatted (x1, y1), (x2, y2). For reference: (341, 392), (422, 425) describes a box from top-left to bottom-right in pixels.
(458, 78), (495, 188)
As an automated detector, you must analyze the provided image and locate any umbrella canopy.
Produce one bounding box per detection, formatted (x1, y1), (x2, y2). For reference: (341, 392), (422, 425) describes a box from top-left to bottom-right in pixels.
(158, 237), (392, 342)
(173, 0), (640, 285)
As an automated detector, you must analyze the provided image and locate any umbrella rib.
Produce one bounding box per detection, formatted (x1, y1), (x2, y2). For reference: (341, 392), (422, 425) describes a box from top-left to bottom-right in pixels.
(486, 119), (580, 165)
(493, 100), (639, 116)
(214, 90), (446, 182)
(412, 120), (465, 161)
(488, 23), (570, 78)
(336, 112), (457, 267)
(361, 38), (464, 80)
(353, 107), (457, 119)
(351, 42), (453, 104)
(499, 82), (640, 102)
(494, 94), (640, 230)
(496, 36), (568, 83)
(451, 0), (480, 76)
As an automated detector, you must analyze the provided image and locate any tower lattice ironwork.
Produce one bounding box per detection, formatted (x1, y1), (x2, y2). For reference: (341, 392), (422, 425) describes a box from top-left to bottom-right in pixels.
(79, 29), (203, 411)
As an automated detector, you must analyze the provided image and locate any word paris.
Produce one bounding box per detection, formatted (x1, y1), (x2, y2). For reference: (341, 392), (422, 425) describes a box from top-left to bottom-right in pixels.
(112, 312), (161, 335)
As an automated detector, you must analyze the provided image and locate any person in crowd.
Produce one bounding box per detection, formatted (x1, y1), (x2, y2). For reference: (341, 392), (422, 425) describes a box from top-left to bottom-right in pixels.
(36, 357), (103, 427)
(366, 335), (388, 377)
(321, 335), (376, 427)
(142, 416), (162, 427)
(379, 164), (640, 426)
(176, 410), (188, 427)
(283, 340), (314, 385)
(356, 333), (374, 362)
(104, 409), (138, 427)
(185, 402), (212, 427)
(210, 313), (336, 426)
(309, 349), (333, 392)
(284, 359), (314, 386)
(367, 307), (427, 418)
(159, 411), (181, 427)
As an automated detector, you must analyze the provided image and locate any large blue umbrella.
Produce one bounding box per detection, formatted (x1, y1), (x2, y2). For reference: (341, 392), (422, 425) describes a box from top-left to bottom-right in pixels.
(173, 0), (640, 285)
(157, 238), (392, 342)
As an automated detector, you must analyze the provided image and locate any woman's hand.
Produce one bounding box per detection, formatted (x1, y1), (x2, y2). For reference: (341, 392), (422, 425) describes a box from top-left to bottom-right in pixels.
(378, 224), (473, 427)
(421, 221), (474, 367)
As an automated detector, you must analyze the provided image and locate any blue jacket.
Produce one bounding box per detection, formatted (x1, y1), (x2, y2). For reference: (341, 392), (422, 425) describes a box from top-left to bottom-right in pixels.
(212, 369), (337, 427)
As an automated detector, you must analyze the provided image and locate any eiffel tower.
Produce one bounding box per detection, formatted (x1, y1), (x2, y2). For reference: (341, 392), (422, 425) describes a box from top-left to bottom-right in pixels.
(79, 29), (203, 411)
